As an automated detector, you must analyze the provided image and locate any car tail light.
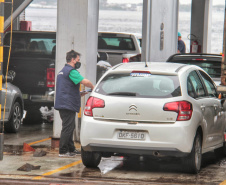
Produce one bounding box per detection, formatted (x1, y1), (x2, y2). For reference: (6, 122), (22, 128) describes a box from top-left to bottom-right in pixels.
(192, 58), (207, 61)
(46, 68), (55, 87)
(163, 101), (192, 121)
(84, 96), (105, 117)
(122, 58), (129, 63)
(131, 70), (151, 74)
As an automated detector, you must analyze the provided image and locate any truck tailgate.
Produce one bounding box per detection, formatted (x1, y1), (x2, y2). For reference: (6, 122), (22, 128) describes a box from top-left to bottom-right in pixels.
(4, 56), (55, 95)
(107, 52), (123, 66)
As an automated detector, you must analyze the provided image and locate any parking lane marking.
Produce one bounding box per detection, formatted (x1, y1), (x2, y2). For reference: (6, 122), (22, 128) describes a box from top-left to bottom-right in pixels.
(220, 180), (226, 185)
(32, 159), (82, 180)
(28, 138), (51, 145)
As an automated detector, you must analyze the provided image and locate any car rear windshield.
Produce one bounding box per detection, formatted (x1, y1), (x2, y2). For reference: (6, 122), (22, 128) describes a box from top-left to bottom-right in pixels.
(98, 36), (135, 51)
(95, 73), (181, 98)
(168, 59), (221, 78)
(4, 32), (56, 58)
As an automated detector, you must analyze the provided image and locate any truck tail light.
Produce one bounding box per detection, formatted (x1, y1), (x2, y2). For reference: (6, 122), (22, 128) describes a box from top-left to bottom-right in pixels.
(122, 58), (129, 63)
(84, 96), (105, 117)
(46, 68), (55, 87)
(163, 101), (192, 121)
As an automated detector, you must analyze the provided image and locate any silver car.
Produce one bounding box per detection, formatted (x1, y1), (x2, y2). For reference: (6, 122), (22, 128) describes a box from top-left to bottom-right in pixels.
(0, 76), (24, 133)
(80, 62), (226, 173)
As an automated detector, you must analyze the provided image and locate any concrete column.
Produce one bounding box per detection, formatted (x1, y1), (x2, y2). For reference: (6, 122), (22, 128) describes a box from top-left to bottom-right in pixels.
(53, 0), (99, 144)
(191, 0), (212, 53)
(141, 0), (179, 62)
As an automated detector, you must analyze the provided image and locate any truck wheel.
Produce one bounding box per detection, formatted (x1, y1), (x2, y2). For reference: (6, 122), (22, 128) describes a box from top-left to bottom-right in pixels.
(81, 147), (101, 168)
(183, 132), (202, 174)
(5, 102), (22, 133)
(214, 141), (226, 159)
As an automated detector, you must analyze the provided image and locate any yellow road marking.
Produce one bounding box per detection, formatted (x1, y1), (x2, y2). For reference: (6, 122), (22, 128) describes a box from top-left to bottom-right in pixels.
(220, 180), (226, 185)
(32, 160), (82, 180)
(28, 138), (51, 146)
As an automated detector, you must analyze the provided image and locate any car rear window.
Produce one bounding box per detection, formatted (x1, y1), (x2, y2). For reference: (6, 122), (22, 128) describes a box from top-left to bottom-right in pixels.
(168, 59), (221, 78)
(4, 32), (56, 58)
(98, 36), (135, 51)
(95, 73), (181, 98)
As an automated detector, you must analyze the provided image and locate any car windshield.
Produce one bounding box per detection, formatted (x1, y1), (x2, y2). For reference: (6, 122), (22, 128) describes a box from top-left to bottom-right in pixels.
(95, 72), (181, 98)
(169, 59), (221, 78)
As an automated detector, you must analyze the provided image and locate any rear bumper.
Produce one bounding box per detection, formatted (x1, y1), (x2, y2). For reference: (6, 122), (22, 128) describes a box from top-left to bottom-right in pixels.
(81, 116), (198, 155)
(23, 91), (54, 110)
(24, 99), (54, 110)
(82, 143), (189, 157)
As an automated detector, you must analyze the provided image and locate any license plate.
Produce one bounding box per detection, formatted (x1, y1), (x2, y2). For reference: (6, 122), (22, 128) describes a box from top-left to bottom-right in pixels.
(117, 130), (146, 140)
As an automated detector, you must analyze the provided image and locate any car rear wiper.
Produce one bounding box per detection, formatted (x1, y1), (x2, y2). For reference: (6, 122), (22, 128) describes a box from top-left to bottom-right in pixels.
(107, 92), (137, 96)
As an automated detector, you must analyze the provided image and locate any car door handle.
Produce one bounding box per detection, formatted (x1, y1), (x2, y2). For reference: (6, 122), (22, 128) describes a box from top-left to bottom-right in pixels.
(200, 105), (205, 111)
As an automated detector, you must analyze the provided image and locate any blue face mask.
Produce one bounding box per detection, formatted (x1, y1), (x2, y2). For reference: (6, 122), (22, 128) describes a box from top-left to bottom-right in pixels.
(75, 62), (81, 69)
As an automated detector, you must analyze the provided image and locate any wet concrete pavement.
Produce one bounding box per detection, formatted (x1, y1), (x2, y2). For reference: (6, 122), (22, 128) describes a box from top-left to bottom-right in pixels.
(1, 122), (226, 185)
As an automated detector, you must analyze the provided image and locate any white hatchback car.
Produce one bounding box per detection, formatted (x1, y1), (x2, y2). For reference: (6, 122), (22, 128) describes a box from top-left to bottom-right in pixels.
(80, 62), (226, 173)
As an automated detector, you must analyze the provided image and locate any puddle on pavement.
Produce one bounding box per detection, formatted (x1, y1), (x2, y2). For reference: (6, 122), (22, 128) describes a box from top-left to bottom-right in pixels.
(4, 145), (23, 155)
(56, 170), (81, 177)
(3, 145), (51, 155)
(47, 154), (226, 184)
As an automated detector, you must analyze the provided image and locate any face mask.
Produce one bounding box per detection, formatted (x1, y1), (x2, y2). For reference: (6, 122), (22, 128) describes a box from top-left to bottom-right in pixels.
(75, 62), (81, 69)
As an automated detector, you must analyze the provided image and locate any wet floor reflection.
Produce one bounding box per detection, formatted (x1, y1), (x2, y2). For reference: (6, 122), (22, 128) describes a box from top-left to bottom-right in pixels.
(69, 153), (226, 184)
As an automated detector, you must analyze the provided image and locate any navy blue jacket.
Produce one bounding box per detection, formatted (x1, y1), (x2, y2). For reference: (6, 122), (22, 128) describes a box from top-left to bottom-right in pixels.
(54, 64), (81, 112)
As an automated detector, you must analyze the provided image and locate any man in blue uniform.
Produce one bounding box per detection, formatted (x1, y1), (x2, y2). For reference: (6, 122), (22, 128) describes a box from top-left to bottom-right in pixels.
(178, 32), (186, 53)
(55, 50), (94, 157)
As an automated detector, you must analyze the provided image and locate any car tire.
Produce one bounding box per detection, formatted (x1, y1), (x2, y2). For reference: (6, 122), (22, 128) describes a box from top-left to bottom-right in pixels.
(214, 141), (226, 159)
(5, 102), (22, 133)
(81, 147), (101, 168)
(183, 132), (202, 174)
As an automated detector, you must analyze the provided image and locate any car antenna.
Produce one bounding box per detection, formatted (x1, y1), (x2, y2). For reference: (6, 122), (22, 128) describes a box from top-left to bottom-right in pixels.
(145, 60), (148, 67)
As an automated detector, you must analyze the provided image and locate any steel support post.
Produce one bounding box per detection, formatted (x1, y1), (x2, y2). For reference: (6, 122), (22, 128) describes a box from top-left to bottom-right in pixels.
(0, 0), (4, 161)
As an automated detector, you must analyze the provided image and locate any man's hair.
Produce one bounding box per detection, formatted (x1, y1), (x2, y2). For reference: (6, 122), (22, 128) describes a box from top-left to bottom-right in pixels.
(66, 50), (81, 63)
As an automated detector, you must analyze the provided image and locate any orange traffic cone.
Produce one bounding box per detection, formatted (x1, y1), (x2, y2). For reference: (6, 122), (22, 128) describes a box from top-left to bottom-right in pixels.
(23, 143), (35, 152)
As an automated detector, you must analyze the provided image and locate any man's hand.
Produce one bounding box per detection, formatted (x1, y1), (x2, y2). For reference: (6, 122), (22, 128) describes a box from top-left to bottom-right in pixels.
(80, 91), (89, 97)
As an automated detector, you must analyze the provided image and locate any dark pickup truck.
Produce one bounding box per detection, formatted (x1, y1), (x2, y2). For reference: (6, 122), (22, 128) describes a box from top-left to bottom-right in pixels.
(3, 31), (56, 122)
(3, 31), (112, 122)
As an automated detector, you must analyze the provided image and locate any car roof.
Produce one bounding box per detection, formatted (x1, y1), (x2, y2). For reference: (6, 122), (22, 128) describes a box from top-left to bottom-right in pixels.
(98, 31), (136, 38)
(167, 53), (222, 62)
(111, 62), (191, 75)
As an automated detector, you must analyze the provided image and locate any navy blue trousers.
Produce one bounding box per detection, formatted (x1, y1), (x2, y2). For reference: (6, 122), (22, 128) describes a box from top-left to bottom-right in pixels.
(59, 109), (76, 154)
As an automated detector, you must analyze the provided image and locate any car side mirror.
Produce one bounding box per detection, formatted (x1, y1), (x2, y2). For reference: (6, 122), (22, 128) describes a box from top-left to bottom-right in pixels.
(2, 75), (13, 83)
